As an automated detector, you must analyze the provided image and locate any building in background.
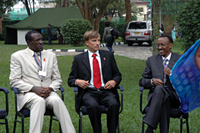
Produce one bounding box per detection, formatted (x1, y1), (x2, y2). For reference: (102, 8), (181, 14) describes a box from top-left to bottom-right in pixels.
(131, 0), (150, 21)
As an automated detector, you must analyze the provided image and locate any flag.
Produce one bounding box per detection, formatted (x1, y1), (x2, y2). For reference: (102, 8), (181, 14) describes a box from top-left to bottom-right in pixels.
(170, 38), (200, 113)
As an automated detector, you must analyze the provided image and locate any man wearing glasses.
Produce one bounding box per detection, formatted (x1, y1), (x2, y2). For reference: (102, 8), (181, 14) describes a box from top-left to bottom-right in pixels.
(139, 35), (181, 133)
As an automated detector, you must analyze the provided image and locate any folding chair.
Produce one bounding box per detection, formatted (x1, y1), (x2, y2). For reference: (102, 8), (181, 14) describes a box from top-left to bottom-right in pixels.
(140, 86), (189, 133)
(11, 87), (65, 133)
(74, 86), (124, 133)
(0, 87), (9, 133)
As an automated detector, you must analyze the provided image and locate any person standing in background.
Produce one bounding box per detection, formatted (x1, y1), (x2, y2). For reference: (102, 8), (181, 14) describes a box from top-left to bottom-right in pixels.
(171, 25), (176, 41)
(102, 21), (114, 52)
(56, 28), (63, 44)
(47, 24), (52, 45)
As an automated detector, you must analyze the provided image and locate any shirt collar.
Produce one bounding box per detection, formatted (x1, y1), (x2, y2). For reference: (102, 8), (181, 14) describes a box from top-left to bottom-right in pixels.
(27, 47), (41, 57)
(27, 47), (35, 57)
(162, 52), (171, 61)
(88, 50), (100, 57)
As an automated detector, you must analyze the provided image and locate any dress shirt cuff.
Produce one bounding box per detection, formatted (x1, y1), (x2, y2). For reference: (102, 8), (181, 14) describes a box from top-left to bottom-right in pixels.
(151, 78), (155, 85)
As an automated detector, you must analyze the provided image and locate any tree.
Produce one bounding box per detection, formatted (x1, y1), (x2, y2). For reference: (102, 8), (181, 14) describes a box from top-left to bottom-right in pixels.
(0, 0), (17, 17)
(176, 0), (200, 52)
(125, 0), (131, 22)
(76, 0), (113, 31)
(56, 0), (71, 7)
(151, 0), (161, 55)
(104, 0), (124, 18)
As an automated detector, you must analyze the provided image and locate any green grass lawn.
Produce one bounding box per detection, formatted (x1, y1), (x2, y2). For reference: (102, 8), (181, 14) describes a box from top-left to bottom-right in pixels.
(0, 40), (199, 133)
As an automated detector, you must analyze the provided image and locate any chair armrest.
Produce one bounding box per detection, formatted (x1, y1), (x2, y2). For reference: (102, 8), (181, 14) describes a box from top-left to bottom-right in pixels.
(118, 86), (124, 114)
(0, 87), (9, 94)
(74, 87), (78, 92)
(140, 86), (150, 113)
(140, 87), (144, 113)
(59, 86), (65, 92)
(59, 87), (64, 101)
(10, 87), (19, 114)
(11, 87), (19, 94)
(118, 86), (124, 91)
(0, 87), (9, 114)
(73, 87), (78, 113)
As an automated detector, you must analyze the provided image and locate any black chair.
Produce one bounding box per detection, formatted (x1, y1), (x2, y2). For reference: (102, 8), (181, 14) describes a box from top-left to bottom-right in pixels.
(11, 87), (65, 133)
(140, 86), (189, 133)
(74, 86), (124, 133)
(0, 87), (9, 133)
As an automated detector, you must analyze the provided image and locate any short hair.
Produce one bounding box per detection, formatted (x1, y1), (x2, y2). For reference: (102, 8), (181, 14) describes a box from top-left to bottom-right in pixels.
(25, 30), (40, 42)
(160, 34), (173, 44)
(83, 30), (100, 42)
(105, 21), (110, 27)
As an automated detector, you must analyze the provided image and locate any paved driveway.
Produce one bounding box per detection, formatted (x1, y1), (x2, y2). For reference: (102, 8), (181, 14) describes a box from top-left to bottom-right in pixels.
(101, 44), (152, 60)
(54, 44), (152, 60)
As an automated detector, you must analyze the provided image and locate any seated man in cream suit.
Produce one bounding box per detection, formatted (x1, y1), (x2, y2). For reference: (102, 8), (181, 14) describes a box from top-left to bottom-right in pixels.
(9, 30), (75, 133)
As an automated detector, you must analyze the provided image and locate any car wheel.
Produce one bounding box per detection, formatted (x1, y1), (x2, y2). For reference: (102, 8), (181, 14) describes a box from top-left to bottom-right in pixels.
(127, 42), (132, 46)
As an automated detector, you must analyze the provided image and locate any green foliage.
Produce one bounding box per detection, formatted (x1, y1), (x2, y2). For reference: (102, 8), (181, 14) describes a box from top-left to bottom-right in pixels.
(0, 0), (17, 17)
(176, 0), (200, 52)
(116, 22), (128, 42)
(0, 33), (5, 40)
(61, 19), (93, 46)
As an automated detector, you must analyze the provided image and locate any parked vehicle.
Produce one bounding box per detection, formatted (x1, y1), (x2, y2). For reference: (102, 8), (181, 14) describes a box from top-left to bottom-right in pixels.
(125, 21), (152, 46)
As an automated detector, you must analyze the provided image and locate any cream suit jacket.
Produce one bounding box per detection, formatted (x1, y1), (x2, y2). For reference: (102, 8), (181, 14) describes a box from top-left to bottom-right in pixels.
(9, 47), (62, 111)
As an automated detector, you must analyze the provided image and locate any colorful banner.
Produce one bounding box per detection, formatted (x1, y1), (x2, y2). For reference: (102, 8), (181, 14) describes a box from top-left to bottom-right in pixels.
(170, 39), (200, 113)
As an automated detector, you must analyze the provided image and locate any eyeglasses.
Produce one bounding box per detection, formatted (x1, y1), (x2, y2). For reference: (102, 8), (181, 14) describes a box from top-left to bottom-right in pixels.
(156, 43), (170, 48)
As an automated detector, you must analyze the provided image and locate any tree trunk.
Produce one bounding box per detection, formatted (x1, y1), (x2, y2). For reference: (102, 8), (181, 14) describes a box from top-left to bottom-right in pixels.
(125, 0), (132, 22)
(151, 0), (161, 55)
(62, 0), (67, 7)
(76, 0), (85, 18)
(76, 0), (110, 31)
(23, 0), (31, 16)
(66, 0), (70, 7)
(84, 0), (90, 21)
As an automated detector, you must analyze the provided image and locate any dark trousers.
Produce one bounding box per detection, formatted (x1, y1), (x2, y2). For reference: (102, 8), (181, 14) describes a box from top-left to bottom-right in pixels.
(106, 36), (114, 51)
(82, 90), (119, 133)
(48, 35), (52, 45)
(143, 85), (180, 133)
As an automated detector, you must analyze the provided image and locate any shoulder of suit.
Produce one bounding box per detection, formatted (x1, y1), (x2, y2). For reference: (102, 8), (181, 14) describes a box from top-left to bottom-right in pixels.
(11, 49), (27, 57)
(171, 52), (182, 58)
(147, 54), (159, 60)
(99, 50), (112, 54)
(74, 51), (87, 58)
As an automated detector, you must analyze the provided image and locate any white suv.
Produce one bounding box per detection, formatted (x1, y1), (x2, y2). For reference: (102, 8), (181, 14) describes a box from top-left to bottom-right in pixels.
(125, 21), (152, 46)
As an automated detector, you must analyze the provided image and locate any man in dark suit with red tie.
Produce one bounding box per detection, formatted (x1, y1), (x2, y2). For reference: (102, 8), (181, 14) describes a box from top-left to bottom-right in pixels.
(68, 30), (122, 133)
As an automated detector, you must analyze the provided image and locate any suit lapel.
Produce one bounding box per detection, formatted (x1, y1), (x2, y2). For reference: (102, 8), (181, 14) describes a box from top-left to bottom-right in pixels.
(99, 50), (106, 69)
(25, 48), (38, 69)
(168, 52), (177, 69)
(82, 52), (91, 72)
(155, 55), (164, 77)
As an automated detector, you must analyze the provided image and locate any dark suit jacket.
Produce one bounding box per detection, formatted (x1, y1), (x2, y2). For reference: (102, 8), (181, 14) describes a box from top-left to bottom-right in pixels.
(68, 50), (122, 112)
(139, 52), (181, 100)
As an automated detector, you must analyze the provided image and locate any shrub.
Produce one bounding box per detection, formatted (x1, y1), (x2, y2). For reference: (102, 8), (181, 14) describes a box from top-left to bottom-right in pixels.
(176, 0), (200, 52)
(116, 22), (128, 42)
(61, 19), (93, 46)
(0, 33), (5, 40)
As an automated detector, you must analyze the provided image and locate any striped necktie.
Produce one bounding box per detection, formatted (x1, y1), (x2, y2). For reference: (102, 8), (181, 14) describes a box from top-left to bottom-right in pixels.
(34, 52), (42, 70)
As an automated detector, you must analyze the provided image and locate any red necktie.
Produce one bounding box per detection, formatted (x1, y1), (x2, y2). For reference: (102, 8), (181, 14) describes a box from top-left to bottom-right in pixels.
(92, 53), (101, 89)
